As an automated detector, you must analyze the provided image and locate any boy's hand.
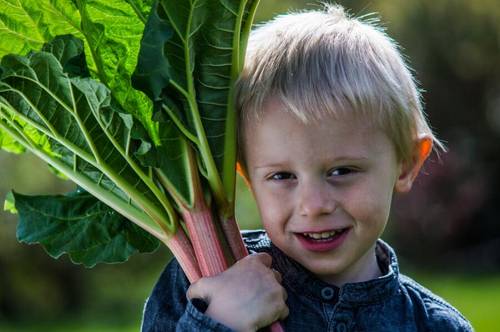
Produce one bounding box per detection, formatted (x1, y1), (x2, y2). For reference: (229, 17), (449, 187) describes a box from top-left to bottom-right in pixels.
(187, 253), (289, 332)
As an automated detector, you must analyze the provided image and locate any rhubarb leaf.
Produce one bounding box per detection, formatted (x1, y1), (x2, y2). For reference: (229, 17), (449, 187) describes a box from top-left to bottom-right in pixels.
(0, 0), (80, 57)
(0, 123), (25, 153)
(0, 0), (158, 150)
(74, 0), (157, 138)
(0, 0), (262, 271)
(14, 189), (159, 267)
(133, 0), (261, 215)
(4, 191), (17, 214)
(41, 35), (91, 78)
(0, 35), (172, 238)
(135, 116), (196, 208)
(131, 0), (203, 208)
(197, 0), (261, 206)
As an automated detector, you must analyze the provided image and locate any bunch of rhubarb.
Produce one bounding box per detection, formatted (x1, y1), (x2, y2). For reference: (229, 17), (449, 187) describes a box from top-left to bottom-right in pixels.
(0, 0), (282, 330)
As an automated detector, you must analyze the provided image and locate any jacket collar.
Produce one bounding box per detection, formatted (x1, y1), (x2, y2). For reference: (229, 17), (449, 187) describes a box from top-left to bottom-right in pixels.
(270, 239), (400, 305)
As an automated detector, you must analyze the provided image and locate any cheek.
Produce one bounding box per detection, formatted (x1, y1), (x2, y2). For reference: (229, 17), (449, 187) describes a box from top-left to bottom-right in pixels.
(252, 186), (291, 230)
(343, 182), (392, 226)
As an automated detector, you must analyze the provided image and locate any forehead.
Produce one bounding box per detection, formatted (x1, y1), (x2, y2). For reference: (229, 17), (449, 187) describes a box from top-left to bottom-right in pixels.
(242, 95), (383, 131)
(242, 98), (394, 163)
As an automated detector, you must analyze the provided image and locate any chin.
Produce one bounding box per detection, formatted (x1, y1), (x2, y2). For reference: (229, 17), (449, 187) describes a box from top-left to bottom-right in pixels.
(299, 257), (346, 277)
(312, 263), (344, 276)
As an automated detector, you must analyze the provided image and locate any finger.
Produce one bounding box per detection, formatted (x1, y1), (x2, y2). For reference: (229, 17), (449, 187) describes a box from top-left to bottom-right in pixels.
(281, 287), (288, 302)
(279, 305), (290, 321)
(272, 269), (282, 283)
(186, 283), (198, 300)
(186, 277), (210, 301)
(253, 252), (273, 267)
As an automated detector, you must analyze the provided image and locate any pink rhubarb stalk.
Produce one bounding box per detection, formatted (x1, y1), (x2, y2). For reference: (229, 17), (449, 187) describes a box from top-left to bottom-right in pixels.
(164, 227), (202, 282)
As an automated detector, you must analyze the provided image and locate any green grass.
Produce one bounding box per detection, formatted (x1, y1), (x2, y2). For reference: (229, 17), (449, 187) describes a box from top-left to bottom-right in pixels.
(0, 323), (139, 332)
(410, 273), (500, 331)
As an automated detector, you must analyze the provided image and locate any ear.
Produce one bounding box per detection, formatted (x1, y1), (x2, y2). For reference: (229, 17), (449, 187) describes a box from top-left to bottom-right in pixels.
(236, 162), (252, 188)
(394, 136), (433, 193)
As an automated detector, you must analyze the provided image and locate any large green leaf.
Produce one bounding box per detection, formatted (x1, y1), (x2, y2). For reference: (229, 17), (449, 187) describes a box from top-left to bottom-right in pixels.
(133, 0), (260, 215)
(3, 191), (17, 214)
(0, 0), (262, 270)
(74, 0), (157, 137)
(196, 0), (261, 207)
(0, 35), (173, 238)
(0, 0), (80, 56)
(0, 123), (25, 153)
(0, 0), (158, 149)
(135, 113), (196, 209)
(131, 1), (198, 208)
(13, 189), (160, 267)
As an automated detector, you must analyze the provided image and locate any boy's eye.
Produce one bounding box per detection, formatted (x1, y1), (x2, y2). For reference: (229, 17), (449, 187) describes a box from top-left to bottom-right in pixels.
(328, 167), (353, 176)
(269, 172), (295, 181)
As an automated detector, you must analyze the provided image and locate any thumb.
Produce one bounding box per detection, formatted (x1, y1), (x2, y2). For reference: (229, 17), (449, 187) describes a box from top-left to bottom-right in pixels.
(187, 277), (212, 302)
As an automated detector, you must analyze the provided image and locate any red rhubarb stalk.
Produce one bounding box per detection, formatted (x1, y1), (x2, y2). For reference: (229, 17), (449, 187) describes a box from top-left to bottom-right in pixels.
(182, 202), (230, 277)
(220, 215), (249, 261)
(164, 227), (202, 282)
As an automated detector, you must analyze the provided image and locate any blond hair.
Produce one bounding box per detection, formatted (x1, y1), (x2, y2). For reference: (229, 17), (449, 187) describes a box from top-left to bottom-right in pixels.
(236, 4), (444, 165)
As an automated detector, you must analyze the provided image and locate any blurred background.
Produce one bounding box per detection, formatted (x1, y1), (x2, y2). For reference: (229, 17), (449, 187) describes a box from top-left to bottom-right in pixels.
(0, 0), (499, 331)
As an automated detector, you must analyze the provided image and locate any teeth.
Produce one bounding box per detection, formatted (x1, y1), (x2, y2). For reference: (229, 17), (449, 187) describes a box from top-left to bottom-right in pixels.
(303, 231), (338, 239)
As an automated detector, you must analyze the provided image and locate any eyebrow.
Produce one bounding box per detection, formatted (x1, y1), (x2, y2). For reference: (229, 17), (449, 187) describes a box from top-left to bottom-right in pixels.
(254, 163), (287, 170)
(253, 156), (370, 170)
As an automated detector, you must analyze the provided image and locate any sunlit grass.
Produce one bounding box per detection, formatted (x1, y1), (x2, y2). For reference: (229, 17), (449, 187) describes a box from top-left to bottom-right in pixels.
(0, 323), (139, 332)
(408, 273), (500, 331)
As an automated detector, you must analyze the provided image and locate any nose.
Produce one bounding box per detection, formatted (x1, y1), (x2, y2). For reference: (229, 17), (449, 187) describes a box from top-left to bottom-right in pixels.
(298, 179), (336, 218)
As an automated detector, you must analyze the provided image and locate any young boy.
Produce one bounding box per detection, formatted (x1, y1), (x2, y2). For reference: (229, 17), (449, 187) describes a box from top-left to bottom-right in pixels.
(142, 4), (473, 332)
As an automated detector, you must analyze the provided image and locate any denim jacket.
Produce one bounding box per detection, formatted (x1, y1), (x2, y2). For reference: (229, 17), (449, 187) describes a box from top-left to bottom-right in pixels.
(141, 230), (473, 332)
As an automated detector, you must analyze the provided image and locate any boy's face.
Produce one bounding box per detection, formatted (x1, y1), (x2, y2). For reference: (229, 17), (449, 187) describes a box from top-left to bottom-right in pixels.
(244, 97), (408, 286)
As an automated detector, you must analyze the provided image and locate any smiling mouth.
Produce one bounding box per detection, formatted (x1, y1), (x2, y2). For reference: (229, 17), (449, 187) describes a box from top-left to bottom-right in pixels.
(300, 228), (348, 241)
(295, 228), (350, 252)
